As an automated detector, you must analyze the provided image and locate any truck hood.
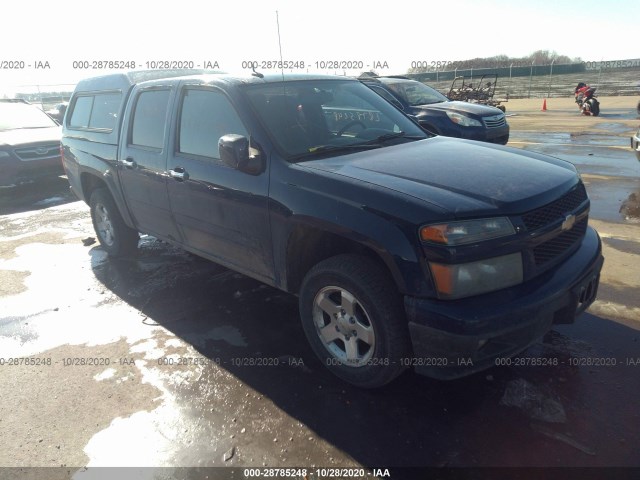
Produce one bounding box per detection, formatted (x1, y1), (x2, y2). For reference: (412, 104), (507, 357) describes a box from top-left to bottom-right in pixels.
(299, 137), (579, 217)
(0, 126), (61, 148)
(413, 100), (503, 116)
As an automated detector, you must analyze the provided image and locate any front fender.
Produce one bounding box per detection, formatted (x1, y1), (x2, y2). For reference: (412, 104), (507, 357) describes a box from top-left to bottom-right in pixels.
(269, 160), (436, 297)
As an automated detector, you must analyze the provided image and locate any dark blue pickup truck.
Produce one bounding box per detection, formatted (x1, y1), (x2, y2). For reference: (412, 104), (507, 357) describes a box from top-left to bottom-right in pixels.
(61, 71), (603, 387)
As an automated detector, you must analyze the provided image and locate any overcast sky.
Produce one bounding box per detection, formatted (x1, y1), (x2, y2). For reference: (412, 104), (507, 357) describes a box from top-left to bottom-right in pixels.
(0, 0), (634, 94)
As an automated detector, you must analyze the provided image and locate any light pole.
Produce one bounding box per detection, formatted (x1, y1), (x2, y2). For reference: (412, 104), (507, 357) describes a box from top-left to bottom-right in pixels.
(528, 60), (535, 98)
(509, 62), (513, 97)
(547, 58), (555, 98)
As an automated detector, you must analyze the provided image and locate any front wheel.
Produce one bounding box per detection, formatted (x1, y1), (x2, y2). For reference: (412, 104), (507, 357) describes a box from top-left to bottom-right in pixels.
(589, 99), (600, 116)
(89, 188), (139, 256)
(299, 255), (411, 388)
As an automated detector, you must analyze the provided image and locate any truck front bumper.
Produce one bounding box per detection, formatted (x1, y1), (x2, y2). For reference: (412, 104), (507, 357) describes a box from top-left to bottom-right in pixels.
(404, 226), (603, 379)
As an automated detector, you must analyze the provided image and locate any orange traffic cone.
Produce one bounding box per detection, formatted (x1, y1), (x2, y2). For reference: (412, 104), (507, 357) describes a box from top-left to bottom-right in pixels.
(541, 99), (547, 111)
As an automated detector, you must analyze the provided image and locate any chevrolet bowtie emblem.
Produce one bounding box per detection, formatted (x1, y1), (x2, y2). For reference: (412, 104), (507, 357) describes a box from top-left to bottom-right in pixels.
(35, 147), (48, 155)
(561, 214), (576, 231)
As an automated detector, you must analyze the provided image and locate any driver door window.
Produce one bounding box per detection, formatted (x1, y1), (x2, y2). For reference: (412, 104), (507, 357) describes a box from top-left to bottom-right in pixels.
(179, 89), (248, 159)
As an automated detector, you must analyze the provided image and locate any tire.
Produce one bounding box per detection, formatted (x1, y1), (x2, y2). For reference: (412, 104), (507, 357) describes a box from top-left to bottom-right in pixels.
(589, 99), (600, 116)
(89, 188), (139, 256)
(299, 254), (411, 388)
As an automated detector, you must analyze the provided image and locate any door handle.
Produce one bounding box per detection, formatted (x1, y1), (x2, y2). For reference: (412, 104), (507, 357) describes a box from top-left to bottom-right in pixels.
(169, 167), (189, 181)
(121, 157), (136, 168)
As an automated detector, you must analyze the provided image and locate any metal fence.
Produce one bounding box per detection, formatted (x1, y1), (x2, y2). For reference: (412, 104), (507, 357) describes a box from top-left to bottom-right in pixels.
(406, 63), (640, 99)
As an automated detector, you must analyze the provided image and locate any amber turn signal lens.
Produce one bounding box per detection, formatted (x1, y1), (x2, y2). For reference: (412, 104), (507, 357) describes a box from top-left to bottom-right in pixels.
(420, 225), (447, 243)
(429, 262), (454, 295)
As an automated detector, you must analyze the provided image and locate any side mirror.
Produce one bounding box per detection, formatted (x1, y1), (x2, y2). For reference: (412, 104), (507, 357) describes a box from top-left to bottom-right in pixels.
(219, 134), (264, 175)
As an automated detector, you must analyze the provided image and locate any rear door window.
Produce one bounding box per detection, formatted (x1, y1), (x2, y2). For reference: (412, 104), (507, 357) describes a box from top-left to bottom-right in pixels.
(130, 89), (171, 149)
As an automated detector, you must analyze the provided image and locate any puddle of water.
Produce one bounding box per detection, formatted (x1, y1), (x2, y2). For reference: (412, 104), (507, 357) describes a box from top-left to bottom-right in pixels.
(0, 314), (40, 343)
(517, 147), (640, 180)
(82, 345), (224, 468)
(191, 325), (248, 348)
(583, 177), (640, 222)
(511, 132), (571, 143)
(94, 368), (117, 381)
(83, 407), (183, 467)
(0, 242), (165, 357)
(570, 133), (629, 147)
(33, 196), (66, 206)
(595, 123), (633, 134)
(511, 131), (629, 147)
(0, 201), (89, 239)
(620, 191), (640, 222)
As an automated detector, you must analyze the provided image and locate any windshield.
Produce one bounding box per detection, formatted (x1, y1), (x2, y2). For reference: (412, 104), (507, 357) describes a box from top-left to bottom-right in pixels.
(386, 81), (449, 106)
(244, 79), (427, 159)
(0, 102), (59, 130)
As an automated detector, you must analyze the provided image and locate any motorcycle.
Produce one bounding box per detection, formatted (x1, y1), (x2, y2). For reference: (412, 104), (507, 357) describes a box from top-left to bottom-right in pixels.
(574, 82), (600, 116)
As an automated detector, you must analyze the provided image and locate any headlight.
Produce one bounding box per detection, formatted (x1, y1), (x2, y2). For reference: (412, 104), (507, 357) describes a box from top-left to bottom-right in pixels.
(420, 217), (515, 245)
(0, 151), (11, 158)
(446, 111), (482, 127)
(429, 252), (523, 299)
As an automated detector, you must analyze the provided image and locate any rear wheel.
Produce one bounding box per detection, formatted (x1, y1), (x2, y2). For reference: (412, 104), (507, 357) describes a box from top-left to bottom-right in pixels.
(299, 254), (411, 388)
(89, 188), (139, 256)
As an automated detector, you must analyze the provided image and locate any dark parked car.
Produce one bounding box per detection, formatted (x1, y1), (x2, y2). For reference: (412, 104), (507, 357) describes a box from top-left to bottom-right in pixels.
(0, 99), (63, 187)
(361, 76), (509, 144)
(632, 126), (640, 161)
(62, 71), (602, 387)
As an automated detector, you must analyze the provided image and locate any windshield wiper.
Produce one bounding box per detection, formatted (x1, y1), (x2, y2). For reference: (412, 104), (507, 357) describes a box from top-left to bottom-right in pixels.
(292, 143), (381, 161)
(362, 131), (424, 144)
(292, 132), (424, 161)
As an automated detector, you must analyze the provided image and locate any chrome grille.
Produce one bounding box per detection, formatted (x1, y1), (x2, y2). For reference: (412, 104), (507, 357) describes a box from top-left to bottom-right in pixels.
(14, 143), (60, 161)
(482, 114), (506, 129)
(522, 183), (588, 231)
